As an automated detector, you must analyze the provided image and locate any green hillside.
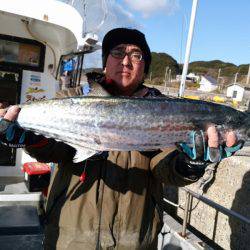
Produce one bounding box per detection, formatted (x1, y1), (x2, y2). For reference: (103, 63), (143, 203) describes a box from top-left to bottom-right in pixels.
(149, 52), (180, 79)
(148, 53), (248, 83)
(188, 60), (246, 76)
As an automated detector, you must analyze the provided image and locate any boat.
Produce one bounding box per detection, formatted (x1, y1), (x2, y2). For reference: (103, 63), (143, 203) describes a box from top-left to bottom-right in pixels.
(0, 0), (101, 248)
(0, 1), (249, 249)
(0, 0), (103, 175)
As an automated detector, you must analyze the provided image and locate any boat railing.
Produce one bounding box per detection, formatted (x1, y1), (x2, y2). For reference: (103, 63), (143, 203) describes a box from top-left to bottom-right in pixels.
(163, 187), (250, 238)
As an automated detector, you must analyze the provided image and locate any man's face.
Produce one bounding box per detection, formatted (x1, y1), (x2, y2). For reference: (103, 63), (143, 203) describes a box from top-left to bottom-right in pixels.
(105, 44), (145, 96)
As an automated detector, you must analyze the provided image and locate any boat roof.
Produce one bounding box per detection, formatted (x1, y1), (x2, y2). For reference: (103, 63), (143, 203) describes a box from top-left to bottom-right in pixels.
(0, 0), (85, 54)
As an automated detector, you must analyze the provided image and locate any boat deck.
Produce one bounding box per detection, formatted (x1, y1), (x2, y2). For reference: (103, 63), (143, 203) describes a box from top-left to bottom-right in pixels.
(0, 205), (43, 250)
(0, 178), (44, 250)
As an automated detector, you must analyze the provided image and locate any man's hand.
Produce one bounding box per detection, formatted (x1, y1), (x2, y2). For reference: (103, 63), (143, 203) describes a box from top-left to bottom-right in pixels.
(173, 125), (244, 180)
(176, 125), (244, 163)
(0, 105), (20, 121)
(207, 125), (236, 148)
(0, 105), (48, 149)
(0, 105), (26, 148)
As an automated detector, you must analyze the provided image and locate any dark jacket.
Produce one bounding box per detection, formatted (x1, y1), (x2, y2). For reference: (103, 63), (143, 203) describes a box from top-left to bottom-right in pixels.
(25, 78), (197, 250)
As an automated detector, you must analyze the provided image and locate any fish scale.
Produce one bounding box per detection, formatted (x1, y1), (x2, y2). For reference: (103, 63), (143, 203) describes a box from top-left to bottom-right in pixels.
(17, 96), (250, 152)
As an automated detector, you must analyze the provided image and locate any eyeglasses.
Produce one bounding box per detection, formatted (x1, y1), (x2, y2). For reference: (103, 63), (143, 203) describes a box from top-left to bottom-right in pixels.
(110, 49), (144, 63)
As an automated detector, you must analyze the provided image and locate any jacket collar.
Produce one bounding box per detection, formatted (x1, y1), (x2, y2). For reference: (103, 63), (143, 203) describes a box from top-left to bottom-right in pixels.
(86, 72), (149, 97)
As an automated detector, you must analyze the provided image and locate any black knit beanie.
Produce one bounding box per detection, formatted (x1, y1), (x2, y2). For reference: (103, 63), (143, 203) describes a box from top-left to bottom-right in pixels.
(102, 28), (151, 74)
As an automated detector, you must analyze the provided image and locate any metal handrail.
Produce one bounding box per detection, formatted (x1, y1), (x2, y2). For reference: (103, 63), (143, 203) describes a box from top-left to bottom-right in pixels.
(164, 187), (250, 237)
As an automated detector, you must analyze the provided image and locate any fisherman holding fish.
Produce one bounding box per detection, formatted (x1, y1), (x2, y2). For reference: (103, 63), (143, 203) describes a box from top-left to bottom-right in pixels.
(0, 28), (244, 250)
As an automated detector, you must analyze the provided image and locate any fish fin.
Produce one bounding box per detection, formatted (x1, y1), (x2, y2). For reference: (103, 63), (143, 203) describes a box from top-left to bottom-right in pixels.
(69, 144), (98, 163)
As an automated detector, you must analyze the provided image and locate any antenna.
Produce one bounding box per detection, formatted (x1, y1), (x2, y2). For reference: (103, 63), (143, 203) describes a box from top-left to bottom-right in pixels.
(92, 0), (108, 34)
(67, 0), (105, 51)
(82, 0), (87, 36)
(66, 0), (108, 38)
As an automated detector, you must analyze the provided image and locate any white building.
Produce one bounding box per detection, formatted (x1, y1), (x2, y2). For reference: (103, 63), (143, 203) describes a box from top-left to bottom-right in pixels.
(176, 72), (200, 83)
(226, 83), (245, 102)
(198, 75), (218, 92)
(186, 72), (200, 83)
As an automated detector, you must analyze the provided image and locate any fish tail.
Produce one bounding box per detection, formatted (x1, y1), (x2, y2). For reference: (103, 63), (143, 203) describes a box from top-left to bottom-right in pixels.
(242, 112), (250, 139)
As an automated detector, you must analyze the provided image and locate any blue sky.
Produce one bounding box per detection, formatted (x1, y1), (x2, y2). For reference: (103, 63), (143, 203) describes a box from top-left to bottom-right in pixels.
(63, 0), (249, 68)
(115, 0), (250, 66)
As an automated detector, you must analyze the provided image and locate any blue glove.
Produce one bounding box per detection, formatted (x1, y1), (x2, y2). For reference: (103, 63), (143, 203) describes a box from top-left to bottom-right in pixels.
(0, 118), (45, 148)
(176, 130), (244, 163)
(173, 130), (244, 180)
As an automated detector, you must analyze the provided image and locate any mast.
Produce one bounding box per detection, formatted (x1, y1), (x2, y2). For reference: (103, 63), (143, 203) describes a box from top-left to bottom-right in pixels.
(179, 0), (199, 97)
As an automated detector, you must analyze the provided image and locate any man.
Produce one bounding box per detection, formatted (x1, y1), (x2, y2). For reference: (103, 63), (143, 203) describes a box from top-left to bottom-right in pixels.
(0, 28), (241, 250)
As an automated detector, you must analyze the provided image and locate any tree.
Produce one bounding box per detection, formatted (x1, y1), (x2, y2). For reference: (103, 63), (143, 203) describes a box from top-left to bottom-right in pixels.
(148, 52), (180, 81)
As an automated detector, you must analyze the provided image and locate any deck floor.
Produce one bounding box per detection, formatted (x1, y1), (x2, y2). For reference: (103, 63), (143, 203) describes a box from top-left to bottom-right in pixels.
(0, 205), (43, 250)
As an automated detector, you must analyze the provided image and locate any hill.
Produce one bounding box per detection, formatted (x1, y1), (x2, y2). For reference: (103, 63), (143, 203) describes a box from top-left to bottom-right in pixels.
(147, 53), (248, 85)
(189, 60), (248, 77)
(149, 52), (180, 79)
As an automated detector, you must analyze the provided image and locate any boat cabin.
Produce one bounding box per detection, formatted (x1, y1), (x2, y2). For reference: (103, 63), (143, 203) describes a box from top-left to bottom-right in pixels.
(0, 0), (100, 177)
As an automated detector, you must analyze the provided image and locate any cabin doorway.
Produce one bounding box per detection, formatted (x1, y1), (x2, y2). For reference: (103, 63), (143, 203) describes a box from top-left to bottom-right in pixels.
(0, 68), (22, 166)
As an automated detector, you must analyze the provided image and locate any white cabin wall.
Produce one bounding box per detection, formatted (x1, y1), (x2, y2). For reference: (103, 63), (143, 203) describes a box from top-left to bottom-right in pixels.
(0, 13), (30, 39)
(0, 45), (60, 177)
(20, 46), (60, 104)
(0, 16), (61, 176)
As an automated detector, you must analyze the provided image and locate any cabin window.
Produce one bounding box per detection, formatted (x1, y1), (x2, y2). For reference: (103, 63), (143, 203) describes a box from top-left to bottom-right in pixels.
(57, 53), (84, 90)
(0, 34), (45, 72)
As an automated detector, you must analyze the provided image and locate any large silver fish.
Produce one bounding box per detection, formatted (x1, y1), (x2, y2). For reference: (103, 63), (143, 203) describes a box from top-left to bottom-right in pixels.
(16, 96), (250, 159)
